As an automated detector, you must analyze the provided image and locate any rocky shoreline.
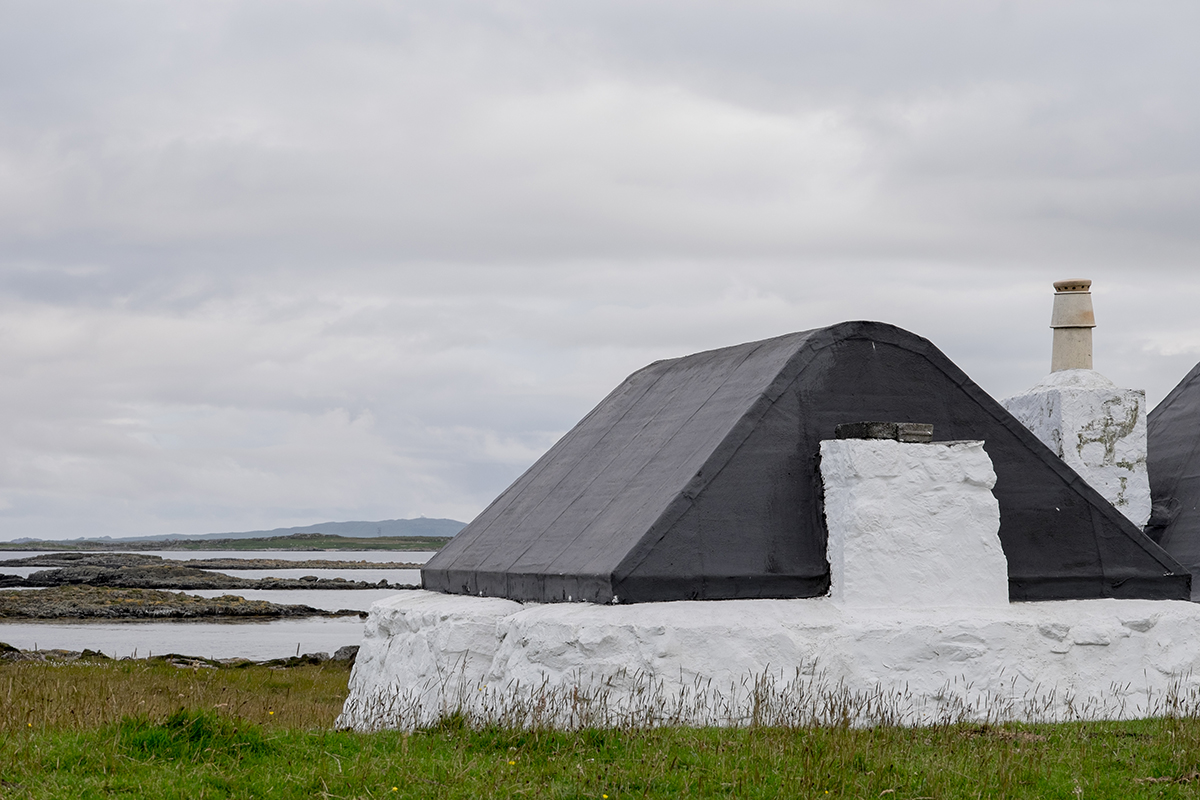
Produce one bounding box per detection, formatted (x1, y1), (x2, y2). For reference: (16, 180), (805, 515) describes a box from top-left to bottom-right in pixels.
(0, 553), (420, 591)
(0, 585), (370, 620)
(0, 639), (360, 668)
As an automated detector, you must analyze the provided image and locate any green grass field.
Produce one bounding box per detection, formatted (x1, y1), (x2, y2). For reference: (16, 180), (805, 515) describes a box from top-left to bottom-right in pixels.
(5, 659), (1200, 798)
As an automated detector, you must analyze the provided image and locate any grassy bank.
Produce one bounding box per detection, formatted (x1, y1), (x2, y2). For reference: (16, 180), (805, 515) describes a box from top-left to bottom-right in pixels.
(5, 661), (1200, 798)
(1, 658), (350, 733)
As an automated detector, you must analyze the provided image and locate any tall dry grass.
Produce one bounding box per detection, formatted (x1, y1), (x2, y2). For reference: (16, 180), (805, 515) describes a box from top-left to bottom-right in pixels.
(339, 665), (1200, 733)
(6, 659), (1200, 797)
(0, 658), (351, 734)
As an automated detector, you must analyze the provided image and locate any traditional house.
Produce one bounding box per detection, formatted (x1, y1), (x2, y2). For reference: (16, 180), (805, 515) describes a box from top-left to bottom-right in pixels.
(424, 321), (1188, 604)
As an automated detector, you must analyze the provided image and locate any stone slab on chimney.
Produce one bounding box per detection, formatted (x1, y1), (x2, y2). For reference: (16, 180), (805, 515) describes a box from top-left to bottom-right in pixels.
(1002, 369), (1150, 528)
(818, 438), (1009, 608)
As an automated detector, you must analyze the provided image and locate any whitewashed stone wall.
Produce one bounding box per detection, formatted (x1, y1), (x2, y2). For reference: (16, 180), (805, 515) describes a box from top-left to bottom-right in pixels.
(819, 439), (1008, 608)
(1002, 369), (1150, 528)
(338, 590), (1200, 730)
(338, 437), (1200, 731)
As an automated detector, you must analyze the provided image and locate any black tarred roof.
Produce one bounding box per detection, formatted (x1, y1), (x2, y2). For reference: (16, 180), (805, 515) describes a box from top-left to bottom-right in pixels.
(1148, 361), (1200, 599)
(424, 321), (1188, 604)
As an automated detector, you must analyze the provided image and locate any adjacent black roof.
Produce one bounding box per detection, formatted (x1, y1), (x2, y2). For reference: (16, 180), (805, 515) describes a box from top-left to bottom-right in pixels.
(424, 321), (1188, 603)
(1148, 362), (1200, 598)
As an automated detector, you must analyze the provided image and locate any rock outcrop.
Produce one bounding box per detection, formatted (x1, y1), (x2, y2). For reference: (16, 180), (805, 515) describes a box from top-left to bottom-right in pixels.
(0, 585), (368, 619)
(0, 553), (418, 591)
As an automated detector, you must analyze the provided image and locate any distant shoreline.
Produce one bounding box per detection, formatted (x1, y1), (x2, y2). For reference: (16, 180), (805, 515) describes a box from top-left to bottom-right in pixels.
(0, 585), (371, 620)
(0, 532), (451, 553)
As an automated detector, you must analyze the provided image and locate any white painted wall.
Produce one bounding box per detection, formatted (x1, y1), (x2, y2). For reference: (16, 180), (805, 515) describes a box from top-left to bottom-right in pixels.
(1002, 369), (1150, 528)
(338, 590), (1200, 730)
(819, 439), (1008, 608)
(339, 430), (1182, 732)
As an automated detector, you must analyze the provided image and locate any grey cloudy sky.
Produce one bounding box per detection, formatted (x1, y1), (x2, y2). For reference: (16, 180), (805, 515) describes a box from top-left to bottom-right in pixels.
(2, 0), (1199, 539)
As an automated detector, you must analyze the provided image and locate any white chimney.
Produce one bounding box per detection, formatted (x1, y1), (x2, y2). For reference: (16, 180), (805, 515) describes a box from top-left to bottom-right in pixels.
(1002, 279), (1151, 528)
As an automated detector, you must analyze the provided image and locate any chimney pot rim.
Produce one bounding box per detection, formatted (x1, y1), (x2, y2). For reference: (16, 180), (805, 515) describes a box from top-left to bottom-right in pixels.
(1054, 279), (1092, 293)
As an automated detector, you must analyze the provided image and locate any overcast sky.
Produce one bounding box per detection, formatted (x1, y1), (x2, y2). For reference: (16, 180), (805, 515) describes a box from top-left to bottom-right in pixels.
(2, 1), (1199, 539)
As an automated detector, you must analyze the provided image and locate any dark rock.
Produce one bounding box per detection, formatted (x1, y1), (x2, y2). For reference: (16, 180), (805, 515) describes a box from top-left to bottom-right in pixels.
(0, 585), (356, 619)
(262, 652), (330, 667)
(835, 421), (935, 443)
(0, 553), (165, 568)
(22, 564), (389, 591)
(149, 653), (224, 669)
(0, 641), (361, 668)
(332, 645), (359, 664)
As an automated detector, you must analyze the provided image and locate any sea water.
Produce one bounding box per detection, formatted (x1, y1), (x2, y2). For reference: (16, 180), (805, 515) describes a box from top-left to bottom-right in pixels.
(0, 550), (435, 659)
(0, 617), (370, 661)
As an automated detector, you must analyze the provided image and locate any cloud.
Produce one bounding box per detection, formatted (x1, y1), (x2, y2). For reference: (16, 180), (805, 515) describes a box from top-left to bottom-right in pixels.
(0, 0), (1198, 537)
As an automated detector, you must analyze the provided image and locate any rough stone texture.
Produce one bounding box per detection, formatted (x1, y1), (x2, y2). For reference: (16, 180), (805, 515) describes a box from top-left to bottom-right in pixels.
(819, 439), (1008, 608)
(1002, 369), (1150, 528)
(338, 590), (1200, 730)
(833, 422), (934, 443)
(333, 645), (359, 660)
(15, 565), (398, 591)
(0, 585), (364, 619)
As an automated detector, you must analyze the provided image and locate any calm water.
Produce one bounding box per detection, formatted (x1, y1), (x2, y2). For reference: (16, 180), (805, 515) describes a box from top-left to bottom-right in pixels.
(0, 565), (421, 583)
(0, 549), (437, 565)
(0, 550), (434, 658)
(0, 617), (370, 661)
(187, 588), (405, 611)
(137, 550), (438, 564)
(215, 568), (421, 584)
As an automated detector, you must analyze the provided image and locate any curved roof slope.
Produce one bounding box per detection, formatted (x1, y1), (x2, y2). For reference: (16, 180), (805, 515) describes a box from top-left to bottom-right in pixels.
(424, 321), (1188, 603)
(1147, 362), (1200, 597)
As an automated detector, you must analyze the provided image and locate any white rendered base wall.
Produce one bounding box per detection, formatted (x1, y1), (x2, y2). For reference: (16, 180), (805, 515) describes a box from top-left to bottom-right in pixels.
(1002, 369), (1150, 528)
(338, 435), (1180, 731)
(337, 590), (1200, 730)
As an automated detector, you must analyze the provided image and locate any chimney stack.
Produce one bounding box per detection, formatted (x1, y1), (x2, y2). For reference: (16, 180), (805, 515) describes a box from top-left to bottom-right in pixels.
(1050, 279), (1095, 372)
(1003, 277), (1151, 528)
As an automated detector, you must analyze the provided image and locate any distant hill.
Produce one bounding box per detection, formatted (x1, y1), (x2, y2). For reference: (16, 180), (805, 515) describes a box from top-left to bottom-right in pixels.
(6, 518), (466, 545)
(0, 532), (452, 553)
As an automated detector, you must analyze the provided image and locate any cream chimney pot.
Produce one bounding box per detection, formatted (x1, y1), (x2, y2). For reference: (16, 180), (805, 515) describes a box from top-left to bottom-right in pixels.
(1050, 279), (1094, 372)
